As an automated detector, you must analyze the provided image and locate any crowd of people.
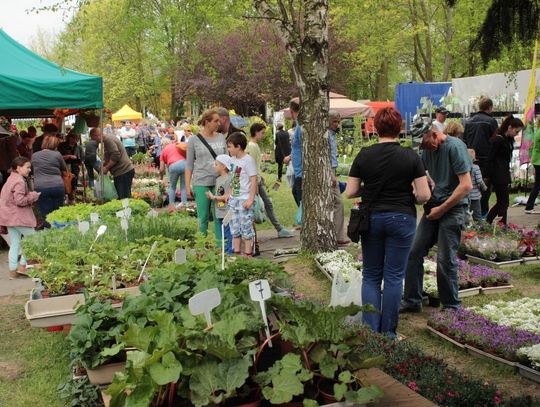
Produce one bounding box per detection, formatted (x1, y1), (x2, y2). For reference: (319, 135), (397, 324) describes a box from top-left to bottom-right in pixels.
(1, 96), (539, 341)
(343, 98), (539, 339)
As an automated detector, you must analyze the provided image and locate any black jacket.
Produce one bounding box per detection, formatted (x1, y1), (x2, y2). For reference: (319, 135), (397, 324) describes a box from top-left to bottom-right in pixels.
(274, 130), (291, 161)
(486, 134), (514, 185)
(463, 112), (498, 162)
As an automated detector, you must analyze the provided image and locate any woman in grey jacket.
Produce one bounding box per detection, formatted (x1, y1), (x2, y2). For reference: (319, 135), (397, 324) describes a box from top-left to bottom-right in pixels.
(185, 109), (227, 236)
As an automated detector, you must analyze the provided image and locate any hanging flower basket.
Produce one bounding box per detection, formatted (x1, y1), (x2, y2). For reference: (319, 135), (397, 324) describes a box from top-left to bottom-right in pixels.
(84, 114), (100, 127)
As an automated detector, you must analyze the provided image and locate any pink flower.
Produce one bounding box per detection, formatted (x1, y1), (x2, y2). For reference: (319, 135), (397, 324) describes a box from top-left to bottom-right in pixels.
(407, 381), (419, 392)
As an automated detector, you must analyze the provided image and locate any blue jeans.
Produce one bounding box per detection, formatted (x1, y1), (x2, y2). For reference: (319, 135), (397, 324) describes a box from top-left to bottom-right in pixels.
(168, 160), (187, 206)
(113, 169), (135, 199)
(403, 205), (467, 309)
(35, 186), (65, 220)
(7, 226), (35, 271)
(292, 177), (302, 207)
(215, 218), (233, 254)
(361, 212), (416, 337)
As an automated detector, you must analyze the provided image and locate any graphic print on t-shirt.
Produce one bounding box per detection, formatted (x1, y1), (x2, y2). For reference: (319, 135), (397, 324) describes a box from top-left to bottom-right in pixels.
(216, 184), (226, 209)
(232, 165), (242, 197)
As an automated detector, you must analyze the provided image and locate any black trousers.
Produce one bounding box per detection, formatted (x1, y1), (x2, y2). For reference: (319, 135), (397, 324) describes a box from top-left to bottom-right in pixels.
(487, 183), (509, 224)
(276, 159), (284, 182)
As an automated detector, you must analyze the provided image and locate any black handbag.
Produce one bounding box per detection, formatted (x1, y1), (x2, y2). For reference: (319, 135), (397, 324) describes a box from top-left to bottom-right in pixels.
(347, 174), (388, 243)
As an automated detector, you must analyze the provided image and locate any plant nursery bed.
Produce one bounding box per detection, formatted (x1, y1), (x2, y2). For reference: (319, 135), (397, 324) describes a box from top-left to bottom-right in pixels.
(516, 364), (540, 384)
(466, 255), (522, 269)
(458, 286), (481, 298)
(464, 345), (518, 370)
(24, 286), (141, 328)
(426, 326), (466, 350)
(87, 361), (126, 385)
(315, 258), (334, 282)
(480, 285), (514, 295)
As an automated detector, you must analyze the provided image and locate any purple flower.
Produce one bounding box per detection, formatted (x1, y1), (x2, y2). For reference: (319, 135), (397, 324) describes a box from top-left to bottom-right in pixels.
(428, 308), (540, 360)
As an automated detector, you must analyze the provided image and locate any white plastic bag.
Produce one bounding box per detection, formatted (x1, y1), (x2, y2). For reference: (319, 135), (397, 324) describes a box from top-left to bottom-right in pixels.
(329, 269), (362, 307)
(285, 164), (294, 188)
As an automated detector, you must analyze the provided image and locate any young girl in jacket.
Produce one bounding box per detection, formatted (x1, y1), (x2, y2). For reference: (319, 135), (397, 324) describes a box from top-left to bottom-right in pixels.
(0, 157), (41, 279)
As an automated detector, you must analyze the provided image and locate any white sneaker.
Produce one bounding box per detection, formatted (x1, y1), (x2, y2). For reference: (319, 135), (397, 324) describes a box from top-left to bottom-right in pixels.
(525, 209), (540, 214)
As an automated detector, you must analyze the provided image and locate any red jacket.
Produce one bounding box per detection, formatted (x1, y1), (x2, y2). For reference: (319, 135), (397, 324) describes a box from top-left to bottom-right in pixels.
(0, 172), (40, 228)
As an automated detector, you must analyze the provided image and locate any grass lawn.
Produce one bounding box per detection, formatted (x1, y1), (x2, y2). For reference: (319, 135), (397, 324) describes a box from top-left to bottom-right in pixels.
(0, 301), (68, 407)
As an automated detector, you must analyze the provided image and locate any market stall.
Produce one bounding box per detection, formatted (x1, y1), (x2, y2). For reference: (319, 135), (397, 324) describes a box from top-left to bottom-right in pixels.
(111, 104), (142, 124)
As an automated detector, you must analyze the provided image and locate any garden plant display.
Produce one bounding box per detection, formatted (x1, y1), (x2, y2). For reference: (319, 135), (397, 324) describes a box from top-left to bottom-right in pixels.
(517, 344), (540, 371)
(315, 249), (362, 281)
(46, 199), (151, 224)
(470, 298), (540, 336)
(428, 308), (540, 361)
(358, 325), (538, 407)
(61, 247), (385, 406)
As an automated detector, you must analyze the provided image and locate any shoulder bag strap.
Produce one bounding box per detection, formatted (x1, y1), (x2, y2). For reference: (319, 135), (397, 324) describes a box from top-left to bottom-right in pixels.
(196, 134), (217, 159)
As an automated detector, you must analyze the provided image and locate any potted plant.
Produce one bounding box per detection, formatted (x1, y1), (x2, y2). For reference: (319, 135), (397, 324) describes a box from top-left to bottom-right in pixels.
(80, 110), (101, 127)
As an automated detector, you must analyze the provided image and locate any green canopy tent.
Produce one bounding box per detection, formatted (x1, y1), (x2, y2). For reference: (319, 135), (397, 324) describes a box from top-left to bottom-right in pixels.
(0, 29), (103, 117)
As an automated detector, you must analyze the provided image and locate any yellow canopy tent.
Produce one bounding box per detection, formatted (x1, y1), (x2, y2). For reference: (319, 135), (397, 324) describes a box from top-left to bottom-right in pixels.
(112, 105), (142, 123)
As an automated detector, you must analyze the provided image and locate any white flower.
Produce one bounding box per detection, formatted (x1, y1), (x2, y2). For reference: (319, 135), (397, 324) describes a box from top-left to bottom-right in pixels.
(470, 298), (540, 335)
(517, 344), (540, 371)
(424, 259), (437, 273)
(423, 274), (438, 297)
(315, 250), (362, 281)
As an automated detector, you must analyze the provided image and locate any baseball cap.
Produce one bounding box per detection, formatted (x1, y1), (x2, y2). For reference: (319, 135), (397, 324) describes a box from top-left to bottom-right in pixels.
(435, 107), (449, 114)
(216, 154), (232, 171)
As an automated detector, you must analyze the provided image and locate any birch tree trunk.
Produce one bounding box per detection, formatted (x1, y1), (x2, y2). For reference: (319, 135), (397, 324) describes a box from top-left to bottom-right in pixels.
(253, 0), (336, 251)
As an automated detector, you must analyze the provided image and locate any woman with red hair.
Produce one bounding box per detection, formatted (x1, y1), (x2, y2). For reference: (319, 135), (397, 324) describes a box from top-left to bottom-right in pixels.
(345, 107), (431, 338)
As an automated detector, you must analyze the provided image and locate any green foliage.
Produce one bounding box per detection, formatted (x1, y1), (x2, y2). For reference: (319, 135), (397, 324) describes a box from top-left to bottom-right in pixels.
(58, 376), (104, 407)
(46, 199), (150, 224)
(255, 354), (313, 404)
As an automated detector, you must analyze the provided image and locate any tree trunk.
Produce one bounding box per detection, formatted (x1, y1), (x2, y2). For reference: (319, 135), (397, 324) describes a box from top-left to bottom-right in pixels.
(254, 0), (336, 251)
(375, 59), (389, 100)
(441, 2), (453, 81)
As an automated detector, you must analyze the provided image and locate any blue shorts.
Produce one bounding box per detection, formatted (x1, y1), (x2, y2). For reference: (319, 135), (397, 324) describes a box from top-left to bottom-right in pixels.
(228, 198), (255, 240)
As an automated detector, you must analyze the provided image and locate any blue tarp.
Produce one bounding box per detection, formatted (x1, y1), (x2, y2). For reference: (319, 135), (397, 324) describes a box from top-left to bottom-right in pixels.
(395, 82), (452, 129)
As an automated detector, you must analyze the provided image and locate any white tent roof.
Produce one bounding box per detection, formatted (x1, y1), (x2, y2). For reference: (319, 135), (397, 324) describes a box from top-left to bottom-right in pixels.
(452, 69), (540, 115)
(282, 93), (373, 119)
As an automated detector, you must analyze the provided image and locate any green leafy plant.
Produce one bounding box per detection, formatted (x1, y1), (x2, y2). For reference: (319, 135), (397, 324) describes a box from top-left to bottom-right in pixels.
(58, 375), (104, 407)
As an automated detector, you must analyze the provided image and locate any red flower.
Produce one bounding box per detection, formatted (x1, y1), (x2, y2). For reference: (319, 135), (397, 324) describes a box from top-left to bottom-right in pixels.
(407, 381), (419, 392)
(435, 394), (444, 402)
(494, 396), (502, 405)
(447, 391), (456, 397)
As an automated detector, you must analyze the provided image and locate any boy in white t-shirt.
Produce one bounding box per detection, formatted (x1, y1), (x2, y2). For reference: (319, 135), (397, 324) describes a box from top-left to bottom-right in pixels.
(227, 132), (258, 256)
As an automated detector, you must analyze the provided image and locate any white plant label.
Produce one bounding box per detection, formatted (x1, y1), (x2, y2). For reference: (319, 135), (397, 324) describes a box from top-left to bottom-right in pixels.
(116, 210), (125, 218)
(122, 198), (129, 208)
(175, 248), (186, 265)
(78, 221), (90, 235)
(97, 225), (107, 236)
(90, 213), (99, 224)
(148, 209), (158, 218)
(91, 265), (96, 280)
(138, 241), (158, 282)
(124, 207), (132, 218)
(188, 288), (221, 328)
(89, 225), (107, 253)
(121, 218), (129, 240)
(249, 279), (272, 347)
(111, 274), (117, 293)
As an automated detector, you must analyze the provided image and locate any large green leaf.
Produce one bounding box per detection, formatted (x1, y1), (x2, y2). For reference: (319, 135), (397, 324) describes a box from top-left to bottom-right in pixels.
(256, 354), (313, 404)
(149, 351), (182, 385)
(122, 325), (158, 352)
(319, 354), (338, 379)
(125, 379), (156, 407)
(345, 385), (384, 403)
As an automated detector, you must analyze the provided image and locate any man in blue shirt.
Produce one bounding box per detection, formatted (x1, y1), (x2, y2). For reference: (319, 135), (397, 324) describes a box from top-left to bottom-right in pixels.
(329, 111), (349, 244)
(284, 97), (303, 206)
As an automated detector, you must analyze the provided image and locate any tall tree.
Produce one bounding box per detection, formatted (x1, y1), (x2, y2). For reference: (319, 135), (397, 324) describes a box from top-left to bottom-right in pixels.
(253, 0), (336, 251)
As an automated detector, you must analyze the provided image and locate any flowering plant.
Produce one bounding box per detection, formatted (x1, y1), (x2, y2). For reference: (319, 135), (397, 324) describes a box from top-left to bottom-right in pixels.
(457, 260), (510, 288)
(517, 344), (540, 371)
(428, 308), (540, 361)
(423, 274), (438, 298)
(461, 236), (521, 261)
(315, 250), (362, 281)
(470, 298), (540, 335)
(423, 259), (437, 273)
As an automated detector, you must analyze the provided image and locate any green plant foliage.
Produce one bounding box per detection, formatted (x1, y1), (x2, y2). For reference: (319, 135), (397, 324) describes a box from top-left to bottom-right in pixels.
(255, 353), (313, 404)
